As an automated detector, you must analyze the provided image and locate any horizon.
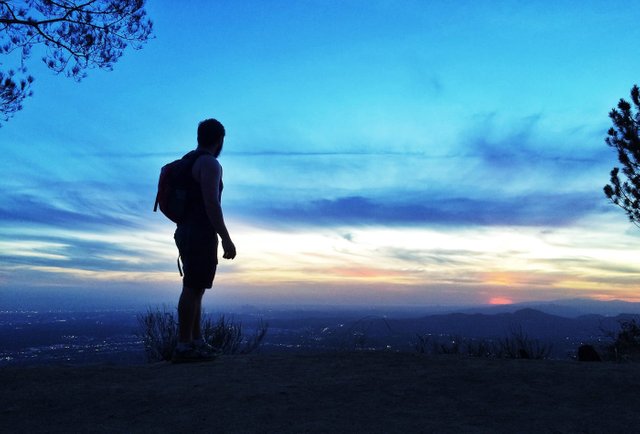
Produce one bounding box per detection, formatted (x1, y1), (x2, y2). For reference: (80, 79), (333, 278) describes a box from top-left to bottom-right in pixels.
(3, 1), (640, 309)
(4, 291), (640, 318)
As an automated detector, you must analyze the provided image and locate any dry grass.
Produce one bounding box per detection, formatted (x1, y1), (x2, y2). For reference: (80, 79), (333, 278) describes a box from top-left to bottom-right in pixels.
(137, 306), (268, 362)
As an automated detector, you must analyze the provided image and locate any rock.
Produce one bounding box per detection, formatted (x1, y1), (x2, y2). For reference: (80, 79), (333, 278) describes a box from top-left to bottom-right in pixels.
(577, 345), (601, 362)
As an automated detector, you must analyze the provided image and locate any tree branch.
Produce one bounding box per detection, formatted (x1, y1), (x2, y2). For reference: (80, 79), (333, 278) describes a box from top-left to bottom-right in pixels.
(0, 0), (152, 122)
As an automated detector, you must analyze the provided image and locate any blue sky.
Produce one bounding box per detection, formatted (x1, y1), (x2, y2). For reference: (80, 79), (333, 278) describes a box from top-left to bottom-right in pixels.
(2, 1), (640, 309)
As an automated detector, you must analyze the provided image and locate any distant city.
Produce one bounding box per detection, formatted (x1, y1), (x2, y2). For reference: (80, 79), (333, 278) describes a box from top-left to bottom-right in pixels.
(2, 299), (640, 366)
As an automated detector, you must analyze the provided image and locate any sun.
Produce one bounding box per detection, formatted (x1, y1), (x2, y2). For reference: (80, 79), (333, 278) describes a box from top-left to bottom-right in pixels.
(489, 297), (513, 305)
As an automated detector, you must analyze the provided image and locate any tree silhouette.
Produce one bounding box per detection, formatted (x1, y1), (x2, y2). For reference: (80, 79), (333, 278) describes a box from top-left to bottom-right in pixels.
(604, 84), (640, 227)
(0, 0), (153, 122)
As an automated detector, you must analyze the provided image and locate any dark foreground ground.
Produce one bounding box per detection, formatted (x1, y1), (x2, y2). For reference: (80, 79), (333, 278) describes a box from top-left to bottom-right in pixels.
(1, 352), (638, 433)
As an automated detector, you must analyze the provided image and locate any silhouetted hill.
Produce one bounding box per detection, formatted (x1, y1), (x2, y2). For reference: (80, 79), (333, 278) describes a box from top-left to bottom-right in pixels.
(261, 308), (637, 358)
(387, 309), (590, 342)
(383, 308), (598, 338)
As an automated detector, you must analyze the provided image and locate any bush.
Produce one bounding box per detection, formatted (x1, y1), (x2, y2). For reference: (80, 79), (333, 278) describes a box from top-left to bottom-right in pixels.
(414, 333), (431, 354)
(605, 319), (640, 362)
(466, 338), (495, 358)
(414, 334), (495, 358)
(415, 327), (552, 360)
(137, 306), (268, 362)
(436, 336), (463, 355)
(137, 305), (179, 362)
(498, 326), (552, 360)
(202, 314), (268, 356)
(340, 316), (394, 351)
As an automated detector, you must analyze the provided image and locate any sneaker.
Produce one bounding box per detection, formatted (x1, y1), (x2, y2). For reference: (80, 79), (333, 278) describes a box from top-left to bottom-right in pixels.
(171, 346), (216, 364)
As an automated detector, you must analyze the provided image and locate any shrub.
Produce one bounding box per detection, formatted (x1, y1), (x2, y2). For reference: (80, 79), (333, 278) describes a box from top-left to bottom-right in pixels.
(436, 336), (463, 355)
(414, 334), (495, 358)
(466, 338), (495, 358)
(605, 319), (640, 362)
(344, 316), (393, 351)
(137, 306), (268, 362)
(201, 314), (268, 356)
(137, 305), (179, 362)
(498, 326), (552, 360)
(414, 333), (431, 354)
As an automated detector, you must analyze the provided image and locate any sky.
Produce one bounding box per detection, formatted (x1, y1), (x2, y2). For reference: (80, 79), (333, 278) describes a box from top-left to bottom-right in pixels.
(2, 0), (640, 310)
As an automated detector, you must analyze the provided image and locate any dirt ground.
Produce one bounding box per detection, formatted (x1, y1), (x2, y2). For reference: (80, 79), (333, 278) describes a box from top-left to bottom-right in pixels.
(2, 352), (639, 433)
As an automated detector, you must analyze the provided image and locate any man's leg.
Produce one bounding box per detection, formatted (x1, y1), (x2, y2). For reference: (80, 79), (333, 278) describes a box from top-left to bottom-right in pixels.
(192, 265), (215, 342)
(178, 286), (204, 343)
(192, 289), (204, 341)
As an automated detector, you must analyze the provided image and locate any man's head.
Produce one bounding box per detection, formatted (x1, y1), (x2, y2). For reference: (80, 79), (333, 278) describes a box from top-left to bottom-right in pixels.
(197, 118), (225, 156)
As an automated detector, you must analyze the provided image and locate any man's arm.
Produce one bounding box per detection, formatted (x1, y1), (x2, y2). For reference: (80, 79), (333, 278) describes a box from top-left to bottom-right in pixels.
(196, 155), (236, 259)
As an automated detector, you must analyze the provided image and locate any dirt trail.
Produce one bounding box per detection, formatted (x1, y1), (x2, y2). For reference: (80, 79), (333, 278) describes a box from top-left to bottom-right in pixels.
(1, 352), (638, 433)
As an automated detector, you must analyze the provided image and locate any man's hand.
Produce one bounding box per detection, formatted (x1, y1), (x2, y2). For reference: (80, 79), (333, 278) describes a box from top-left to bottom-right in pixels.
(222, 238), (236, 260)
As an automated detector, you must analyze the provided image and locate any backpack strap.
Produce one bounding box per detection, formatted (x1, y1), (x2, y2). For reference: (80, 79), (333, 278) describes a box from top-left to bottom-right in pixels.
(184, 149), (211, 182)
(177, 255), (183, 277)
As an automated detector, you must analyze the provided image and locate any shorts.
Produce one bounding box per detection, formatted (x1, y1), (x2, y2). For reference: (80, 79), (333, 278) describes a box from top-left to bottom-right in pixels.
(174, 224), (218, 289)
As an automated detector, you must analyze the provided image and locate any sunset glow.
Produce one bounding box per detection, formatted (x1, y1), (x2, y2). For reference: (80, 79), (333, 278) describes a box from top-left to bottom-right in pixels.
(489, 297), (513, 306)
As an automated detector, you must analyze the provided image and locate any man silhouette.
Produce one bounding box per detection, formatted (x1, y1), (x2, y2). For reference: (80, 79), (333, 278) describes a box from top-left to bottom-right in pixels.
(172, 118), (236, 363)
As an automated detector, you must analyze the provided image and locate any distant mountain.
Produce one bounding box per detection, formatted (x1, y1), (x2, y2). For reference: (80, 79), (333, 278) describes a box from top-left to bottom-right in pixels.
(384, 308), (613, 341)
(548, 298), (640, 316)
(459, 298), (640, 318)
(262, 306), (640, 359)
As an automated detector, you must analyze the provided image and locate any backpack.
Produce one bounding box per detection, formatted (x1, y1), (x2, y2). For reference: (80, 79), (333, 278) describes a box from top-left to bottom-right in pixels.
(153, 150), (205, 223)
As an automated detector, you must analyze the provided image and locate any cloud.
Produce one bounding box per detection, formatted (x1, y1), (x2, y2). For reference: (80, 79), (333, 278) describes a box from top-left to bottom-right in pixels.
(0, 190), (140, 230)
(459, 114), (612, 186)
(0, 228), (169, 273)
(243, 189), (604, 228)
(217, 112), (614, 231)
(384, 247), (478, 267)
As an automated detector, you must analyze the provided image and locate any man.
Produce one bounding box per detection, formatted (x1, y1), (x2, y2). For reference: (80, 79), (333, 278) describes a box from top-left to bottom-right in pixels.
(172, 118), (236, 363)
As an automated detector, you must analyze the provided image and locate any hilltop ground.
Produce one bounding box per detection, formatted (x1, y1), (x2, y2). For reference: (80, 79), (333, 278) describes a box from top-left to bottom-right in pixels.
(1, 352), (639, 433)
